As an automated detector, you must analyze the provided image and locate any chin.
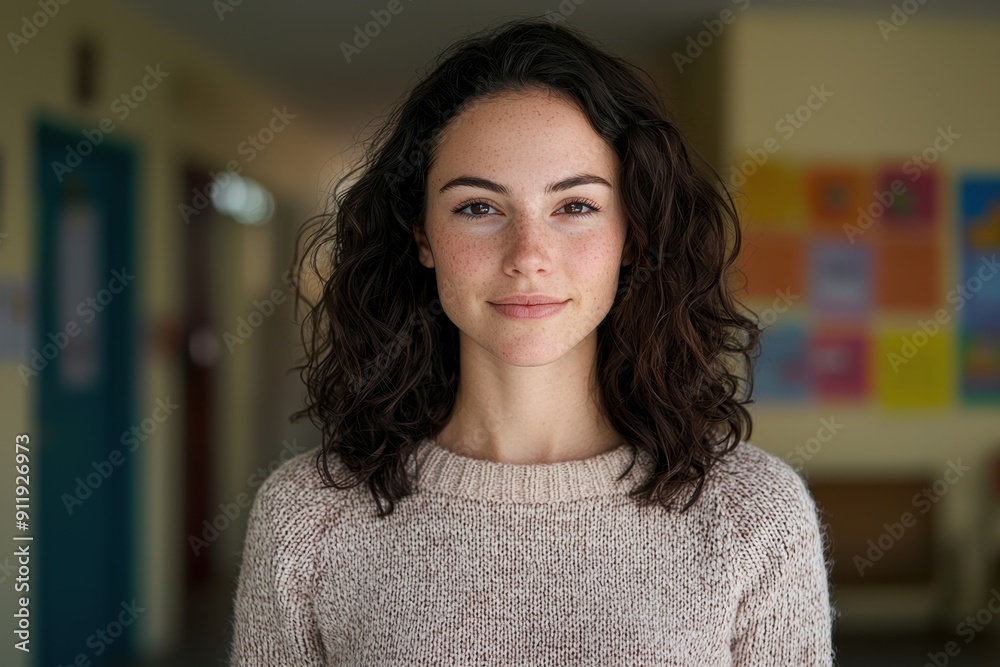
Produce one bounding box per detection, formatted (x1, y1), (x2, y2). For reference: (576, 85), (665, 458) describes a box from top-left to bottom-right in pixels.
(485, 334), (581, 367)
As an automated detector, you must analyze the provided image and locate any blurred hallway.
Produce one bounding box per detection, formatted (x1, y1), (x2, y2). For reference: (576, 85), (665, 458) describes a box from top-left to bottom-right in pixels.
(2, 0), (999, 665)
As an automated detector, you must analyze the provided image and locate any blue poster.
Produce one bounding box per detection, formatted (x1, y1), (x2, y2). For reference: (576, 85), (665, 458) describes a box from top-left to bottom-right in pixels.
(753, 320), (810, 401)
(958, 175), (1000, 329)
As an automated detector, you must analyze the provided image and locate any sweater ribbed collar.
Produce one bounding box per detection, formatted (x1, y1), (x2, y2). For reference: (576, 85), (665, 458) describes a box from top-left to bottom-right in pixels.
(410, 437), (650, 504)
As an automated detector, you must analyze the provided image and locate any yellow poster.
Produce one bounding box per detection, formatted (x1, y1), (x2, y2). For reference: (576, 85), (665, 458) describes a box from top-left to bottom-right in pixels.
(733, 159), (805, 230)
(875, 328), (954, 408)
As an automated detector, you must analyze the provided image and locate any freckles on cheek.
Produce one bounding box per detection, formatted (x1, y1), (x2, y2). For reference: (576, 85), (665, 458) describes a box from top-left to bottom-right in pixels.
(434, 235), (494, 310)
(576, 237), (616, 273)
(440, 234), (493, 276)
(576, 238), (622, 302)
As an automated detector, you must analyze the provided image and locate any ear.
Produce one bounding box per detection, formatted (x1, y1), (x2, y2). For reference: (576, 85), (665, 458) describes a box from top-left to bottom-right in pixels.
(621, 241), (633, 267)
(414, 225), (435, 269)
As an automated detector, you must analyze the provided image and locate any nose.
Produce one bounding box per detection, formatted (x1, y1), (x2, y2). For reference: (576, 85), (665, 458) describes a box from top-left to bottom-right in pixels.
(503, 212), (552, 276)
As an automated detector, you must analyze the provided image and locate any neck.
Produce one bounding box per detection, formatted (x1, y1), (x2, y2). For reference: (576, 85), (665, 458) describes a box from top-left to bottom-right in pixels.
(433, 331), (625, 465)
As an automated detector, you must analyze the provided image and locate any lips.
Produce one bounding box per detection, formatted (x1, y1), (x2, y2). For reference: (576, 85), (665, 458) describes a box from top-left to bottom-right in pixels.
(489, 294), (566, 305)
(489, 300), (568, 320)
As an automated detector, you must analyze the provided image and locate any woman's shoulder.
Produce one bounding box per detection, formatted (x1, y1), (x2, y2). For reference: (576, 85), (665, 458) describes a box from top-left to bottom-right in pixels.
(255, 445), (330, 500)
(248, 444), (365, 531)
(703, 439), (826, 557)
(710, 439), (816, 504)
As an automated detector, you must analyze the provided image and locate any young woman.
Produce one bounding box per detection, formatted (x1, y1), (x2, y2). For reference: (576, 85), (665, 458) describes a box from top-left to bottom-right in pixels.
(229, 17), (835, 667)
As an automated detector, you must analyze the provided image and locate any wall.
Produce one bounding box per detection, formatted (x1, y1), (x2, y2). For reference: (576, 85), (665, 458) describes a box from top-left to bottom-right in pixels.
(713, 11), (1000, 631)
(0, 0), (349, 660)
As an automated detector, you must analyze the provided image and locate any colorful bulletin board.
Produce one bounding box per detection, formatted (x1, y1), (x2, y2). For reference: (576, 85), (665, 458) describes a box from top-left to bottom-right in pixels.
(736, 157), (1000, 409)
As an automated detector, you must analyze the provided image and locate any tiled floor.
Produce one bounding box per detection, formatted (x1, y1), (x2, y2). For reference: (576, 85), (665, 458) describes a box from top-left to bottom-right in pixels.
(131, 581), (1000, 666)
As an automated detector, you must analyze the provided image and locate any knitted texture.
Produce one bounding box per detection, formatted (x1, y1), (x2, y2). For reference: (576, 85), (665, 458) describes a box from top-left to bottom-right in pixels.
(228, 438), (836, 666)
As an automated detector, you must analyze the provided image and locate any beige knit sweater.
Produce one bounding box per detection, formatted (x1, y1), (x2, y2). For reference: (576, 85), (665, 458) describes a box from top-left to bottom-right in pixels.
(228, 437), (836, 666)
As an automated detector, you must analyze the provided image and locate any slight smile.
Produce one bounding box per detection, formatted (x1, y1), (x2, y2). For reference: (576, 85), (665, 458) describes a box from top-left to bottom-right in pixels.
(488, 300), (569, 320)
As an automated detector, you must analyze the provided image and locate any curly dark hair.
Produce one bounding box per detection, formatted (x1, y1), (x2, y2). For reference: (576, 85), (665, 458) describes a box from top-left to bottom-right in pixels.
(289, 16), (763, 518)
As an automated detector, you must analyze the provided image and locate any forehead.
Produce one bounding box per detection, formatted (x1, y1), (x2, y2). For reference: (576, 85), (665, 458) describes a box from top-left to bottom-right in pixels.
(429, 90), (617, 186)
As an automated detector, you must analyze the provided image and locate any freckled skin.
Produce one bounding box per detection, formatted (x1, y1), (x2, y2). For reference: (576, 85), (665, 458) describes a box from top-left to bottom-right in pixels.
(413, 88), (631, 463)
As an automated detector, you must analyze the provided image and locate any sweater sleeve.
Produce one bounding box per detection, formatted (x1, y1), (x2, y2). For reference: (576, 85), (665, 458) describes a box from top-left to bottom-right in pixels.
(228, 456), (329, 666)
(725, 447), (836, 666)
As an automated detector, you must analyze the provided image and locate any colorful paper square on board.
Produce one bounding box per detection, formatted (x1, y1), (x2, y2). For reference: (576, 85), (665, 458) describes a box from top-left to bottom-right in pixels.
(957, 253), (1000, 329)
(736, 159), (805, 230)
(809, 331), (870, 400)
(874, 164), (938, 234)
(809, 241), (872, 319)
(959, 328), (1000, 404)
(958, 175), (1000, 328)
(960, 175), (1000, 254)
(876, 238), (941, 311)
(736, 231), (805, 302)
(752, 321), (810, 401)
(806, 164), (871, 234)
(875, 329), (953, 409)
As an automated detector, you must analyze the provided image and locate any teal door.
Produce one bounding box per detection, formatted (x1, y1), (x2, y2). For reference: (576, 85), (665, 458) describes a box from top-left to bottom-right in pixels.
(34, 118), (138, 666)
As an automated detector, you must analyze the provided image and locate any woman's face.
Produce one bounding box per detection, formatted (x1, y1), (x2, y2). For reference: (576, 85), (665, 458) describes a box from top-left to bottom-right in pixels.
(416, 89), (629, 366)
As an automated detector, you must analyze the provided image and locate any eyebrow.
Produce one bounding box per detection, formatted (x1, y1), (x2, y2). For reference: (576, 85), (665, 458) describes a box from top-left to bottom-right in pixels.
(437, 173), (612, 195)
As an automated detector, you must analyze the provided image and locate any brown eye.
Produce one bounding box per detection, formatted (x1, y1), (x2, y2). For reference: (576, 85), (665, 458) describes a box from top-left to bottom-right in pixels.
(452, 200), (498, 219)
(559, 199), (601, 217)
